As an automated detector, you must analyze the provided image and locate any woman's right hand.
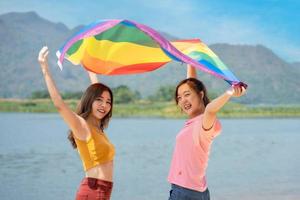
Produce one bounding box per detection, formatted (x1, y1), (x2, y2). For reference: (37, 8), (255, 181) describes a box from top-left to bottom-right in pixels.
(38, 46), (49, 71)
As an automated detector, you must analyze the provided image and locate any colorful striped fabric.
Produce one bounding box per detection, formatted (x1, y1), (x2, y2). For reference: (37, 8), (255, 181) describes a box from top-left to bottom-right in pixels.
(57, 19), (246, 86)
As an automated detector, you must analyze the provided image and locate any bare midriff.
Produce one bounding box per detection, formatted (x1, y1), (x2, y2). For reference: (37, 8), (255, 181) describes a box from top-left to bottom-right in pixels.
(85, 160), (114, 182)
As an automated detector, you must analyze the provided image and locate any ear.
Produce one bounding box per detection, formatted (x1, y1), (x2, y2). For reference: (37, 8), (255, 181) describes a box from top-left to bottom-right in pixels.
(199, 91), (204, 100)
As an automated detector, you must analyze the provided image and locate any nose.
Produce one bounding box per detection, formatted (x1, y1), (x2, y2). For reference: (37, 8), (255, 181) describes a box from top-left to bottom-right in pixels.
(98, 101), (105, 108)
(181, 96), (188, 104)
(98, 101), (110, 109)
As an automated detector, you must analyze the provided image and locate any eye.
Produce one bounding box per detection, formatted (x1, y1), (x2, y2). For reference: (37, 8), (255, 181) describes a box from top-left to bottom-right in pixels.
(177, 96), (182, 102)
(184, 93), (190, 97)
(95, 98), (103, 102)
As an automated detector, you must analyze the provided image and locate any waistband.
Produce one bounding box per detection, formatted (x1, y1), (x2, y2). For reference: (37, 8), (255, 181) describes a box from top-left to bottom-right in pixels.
(82, 177), (113, 189)
(171, 184), (208, 195)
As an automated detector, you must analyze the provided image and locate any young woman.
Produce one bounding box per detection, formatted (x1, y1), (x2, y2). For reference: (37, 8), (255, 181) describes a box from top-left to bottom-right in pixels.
(167, 65), (246, 200)
(38, 46), (115, 200)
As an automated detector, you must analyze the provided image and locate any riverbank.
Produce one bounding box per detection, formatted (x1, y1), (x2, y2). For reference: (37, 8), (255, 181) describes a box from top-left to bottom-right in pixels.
(1, 98), (300, 118)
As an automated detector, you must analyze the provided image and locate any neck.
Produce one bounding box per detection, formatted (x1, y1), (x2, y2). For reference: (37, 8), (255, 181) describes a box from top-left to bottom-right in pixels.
(188, 104), (205, 119)
(86, 115), (101, 128)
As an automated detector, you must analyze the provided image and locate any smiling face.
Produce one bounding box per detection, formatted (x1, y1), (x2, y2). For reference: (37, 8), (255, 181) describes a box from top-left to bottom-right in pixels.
(75, 83), (113, 131)
(91, 90), (112, 120)
(176, 83), (204, 118)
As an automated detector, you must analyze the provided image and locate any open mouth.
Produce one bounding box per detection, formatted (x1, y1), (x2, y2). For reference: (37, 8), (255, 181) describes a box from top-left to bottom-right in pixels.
(97, 109), (105, 114)
(183, 103), (192, 111)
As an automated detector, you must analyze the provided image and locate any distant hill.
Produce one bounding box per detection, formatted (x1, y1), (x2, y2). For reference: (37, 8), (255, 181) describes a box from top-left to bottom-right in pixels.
(291, 62), (300, 69)
(0, 11), (299, 104)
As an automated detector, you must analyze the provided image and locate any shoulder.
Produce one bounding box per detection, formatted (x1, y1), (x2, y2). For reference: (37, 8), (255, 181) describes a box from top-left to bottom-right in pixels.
(197, 115), (222, 140)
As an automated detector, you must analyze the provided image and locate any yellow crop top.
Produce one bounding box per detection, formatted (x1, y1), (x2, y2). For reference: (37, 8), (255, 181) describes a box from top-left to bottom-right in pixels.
(74, 125), (115, 171)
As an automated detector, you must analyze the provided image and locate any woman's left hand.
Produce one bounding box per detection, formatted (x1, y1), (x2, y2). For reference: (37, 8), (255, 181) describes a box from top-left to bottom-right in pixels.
(227, 85), (246, 97)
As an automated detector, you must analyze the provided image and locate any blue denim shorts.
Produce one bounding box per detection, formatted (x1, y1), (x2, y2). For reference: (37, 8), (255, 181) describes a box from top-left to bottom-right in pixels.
(168, 184), (210, 200)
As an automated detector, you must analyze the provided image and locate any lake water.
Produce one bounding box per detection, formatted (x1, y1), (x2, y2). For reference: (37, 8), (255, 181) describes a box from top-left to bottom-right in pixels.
(0, 113), (299, 200)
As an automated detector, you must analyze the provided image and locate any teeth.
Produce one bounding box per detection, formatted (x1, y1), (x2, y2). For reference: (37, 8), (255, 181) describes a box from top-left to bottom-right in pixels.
(97, 109), (105, 113)
(184, 104), (191, 110)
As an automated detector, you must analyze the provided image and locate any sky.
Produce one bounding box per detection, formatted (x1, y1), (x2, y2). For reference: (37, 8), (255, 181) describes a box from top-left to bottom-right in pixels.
(0, 0), (299, 62)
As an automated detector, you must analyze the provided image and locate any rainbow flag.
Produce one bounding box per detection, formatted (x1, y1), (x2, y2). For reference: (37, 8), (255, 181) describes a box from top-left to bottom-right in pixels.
(57, 19), (246, 86)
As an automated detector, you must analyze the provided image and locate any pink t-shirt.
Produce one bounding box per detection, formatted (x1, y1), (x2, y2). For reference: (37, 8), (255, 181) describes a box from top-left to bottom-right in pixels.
(168, 114), (222, 192)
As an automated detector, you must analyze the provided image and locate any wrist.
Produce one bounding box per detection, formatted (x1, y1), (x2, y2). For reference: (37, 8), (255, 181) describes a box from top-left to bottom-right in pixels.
(226, 88), (234, 96)
(42, 67), (49, 75)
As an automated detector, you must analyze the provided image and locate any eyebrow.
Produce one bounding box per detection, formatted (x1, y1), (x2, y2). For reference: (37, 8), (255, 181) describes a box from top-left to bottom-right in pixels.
(97, 96), (111, 102)
(177, 90), (190, 98)
(178, 90), (190, 95)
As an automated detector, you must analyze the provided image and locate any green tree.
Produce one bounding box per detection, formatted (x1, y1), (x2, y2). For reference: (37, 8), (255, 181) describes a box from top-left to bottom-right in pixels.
(30, 90), (50, 99)
(112, 85), (139, 104)
(62, 91), (83, 99)
(148, 85), (175, 102)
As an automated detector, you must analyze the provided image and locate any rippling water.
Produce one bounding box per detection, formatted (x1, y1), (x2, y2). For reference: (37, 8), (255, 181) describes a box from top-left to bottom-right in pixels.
(0, 113), (299, 200)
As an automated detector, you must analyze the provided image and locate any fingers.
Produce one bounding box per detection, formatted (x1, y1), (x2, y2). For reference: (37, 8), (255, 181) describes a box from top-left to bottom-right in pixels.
(231, 85), (246, 97)
(44, 50), (49, 59)
(38, 46), (49, 62)
(234, 87), (240, 96)
(236, 86), (246, 96)
(241, 86), (246, 95)
(39, 46), (48, 57)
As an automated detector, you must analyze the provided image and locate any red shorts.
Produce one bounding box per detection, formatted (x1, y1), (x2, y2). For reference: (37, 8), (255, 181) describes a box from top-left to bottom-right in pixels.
(75, 177), (113, 200)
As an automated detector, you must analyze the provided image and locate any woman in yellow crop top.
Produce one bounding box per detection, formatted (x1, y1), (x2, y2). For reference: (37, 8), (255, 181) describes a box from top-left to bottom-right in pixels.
(38, 46), (115, 200)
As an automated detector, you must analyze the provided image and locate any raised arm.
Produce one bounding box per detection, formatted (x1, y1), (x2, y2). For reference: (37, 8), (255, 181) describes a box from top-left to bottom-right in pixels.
(38, 46), (88, 140)
(202, 85), (246, 130)
(187, 64), (197, 79)
(87, 71), (99, 84)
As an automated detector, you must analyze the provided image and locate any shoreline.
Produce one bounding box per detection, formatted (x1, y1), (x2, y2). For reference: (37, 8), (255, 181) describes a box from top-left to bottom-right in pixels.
(1, 98), (300, 118)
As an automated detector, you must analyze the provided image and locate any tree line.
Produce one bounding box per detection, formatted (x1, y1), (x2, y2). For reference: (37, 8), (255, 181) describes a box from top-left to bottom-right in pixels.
(30, 85), (217, 104)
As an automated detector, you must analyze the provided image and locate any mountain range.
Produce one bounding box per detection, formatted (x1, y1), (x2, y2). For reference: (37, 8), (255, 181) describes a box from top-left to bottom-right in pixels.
(0, 11), (299, 104)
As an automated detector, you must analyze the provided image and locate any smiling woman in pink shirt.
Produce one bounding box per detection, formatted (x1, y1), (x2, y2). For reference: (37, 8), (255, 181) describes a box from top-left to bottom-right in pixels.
(167, 65), (246, 200)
